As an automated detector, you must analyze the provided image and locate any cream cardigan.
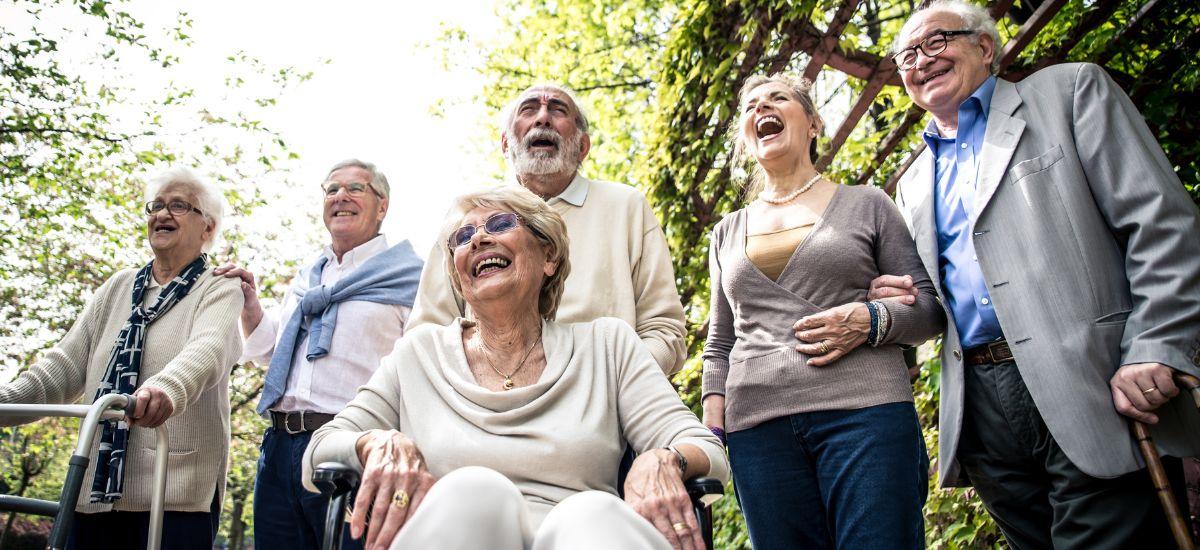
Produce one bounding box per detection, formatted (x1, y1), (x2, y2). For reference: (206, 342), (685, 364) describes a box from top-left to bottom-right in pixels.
(0, 268), (243, 513)
(303, 317), (728, 526)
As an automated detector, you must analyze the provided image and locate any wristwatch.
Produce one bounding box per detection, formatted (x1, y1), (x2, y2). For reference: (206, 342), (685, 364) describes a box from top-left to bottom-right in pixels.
(663, 445), (687, 475)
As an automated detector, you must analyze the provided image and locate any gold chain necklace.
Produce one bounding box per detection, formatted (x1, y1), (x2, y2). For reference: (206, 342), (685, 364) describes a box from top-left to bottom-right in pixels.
(478, 329), (543, 390)
(757, 173), (821, 205)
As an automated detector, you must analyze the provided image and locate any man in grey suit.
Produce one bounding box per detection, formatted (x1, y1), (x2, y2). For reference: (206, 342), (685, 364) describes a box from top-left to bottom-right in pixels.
(872, 0), (1200, 546)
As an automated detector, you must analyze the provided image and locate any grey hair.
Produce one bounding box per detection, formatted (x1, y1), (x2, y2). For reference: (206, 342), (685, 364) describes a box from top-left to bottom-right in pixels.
(731, 73), (825, 199)
(500, 83), (591, 135)
(443, 186), (571, 321)
(326, 158), (391, 199)
(144, 166), (226, 253)
(894, 0), (1002, 73)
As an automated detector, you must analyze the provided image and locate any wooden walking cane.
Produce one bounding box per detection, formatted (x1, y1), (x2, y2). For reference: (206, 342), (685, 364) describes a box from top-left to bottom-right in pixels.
(1130, 372), (1200, 550)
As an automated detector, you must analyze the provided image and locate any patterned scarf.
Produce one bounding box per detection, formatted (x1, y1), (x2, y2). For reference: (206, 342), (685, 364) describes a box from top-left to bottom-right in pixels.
(89, 254), (208, 503)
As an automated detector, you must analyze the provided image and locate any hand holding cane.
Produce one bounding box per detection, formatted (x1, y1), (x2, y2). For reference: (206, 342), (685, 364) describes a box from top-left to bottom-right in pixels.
(1130, 372), (1199, 550)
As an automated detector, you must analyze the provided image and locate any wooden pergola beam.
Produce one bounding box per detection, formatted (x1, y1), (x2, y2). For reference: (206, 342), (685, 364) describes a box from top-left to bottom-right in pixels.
(817, 56), (897, 171)
(803, 0), (862, 81)
(1095, 0), (1165, 65)
(997, 0), (1070, 70)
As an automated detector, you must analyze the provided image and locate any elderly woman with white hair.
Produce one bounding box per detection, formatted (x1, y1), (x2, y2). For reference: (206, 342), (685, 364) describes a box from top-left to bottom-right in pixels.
(304, 186), (728, 550)
(0, 167), (244, 549)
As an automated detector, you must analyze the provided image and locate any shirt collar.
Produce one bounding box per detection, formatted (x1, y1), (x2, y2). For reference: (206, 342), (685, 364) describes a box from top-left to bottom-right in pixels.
(546, 173), (590, 207)
(921, 75), (998, 144)
(322, 234), (389, 268)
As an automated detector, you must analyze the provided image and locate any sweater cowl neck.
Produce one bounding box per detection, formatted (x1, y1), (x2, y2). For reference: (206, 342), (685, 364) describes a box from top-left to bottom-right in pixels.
(439, 317), (575, 413)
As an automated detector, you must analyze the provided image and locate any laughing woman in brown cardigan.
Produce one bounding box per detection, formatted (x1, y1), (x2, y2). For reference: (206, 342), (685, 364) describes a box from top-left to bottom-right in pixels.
(701, 73), (945, 550)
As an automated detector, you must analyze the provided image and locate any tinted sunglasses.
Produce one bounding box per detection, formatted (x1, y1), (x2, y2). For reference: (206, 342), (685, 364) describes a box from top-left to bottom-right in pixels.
(448, 212), (542, 248)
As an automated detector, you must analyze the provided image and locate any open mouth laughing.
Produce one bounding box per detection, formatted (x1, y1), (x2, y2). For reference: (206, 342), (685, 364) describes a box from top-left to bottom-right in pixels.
(472, 252), (513, 278)
(917, 69), (950, 86)
(755, 114), (785, 142)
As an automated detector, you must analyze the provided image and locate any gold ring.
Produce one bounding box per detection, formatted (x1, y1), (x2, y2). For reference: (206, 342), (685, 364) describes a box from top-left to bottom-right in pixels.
(1142, 386), (1159, 394)
(391, 489), (409, 509)
(818, 341), (830, 355)
(672, 522), (689, 534)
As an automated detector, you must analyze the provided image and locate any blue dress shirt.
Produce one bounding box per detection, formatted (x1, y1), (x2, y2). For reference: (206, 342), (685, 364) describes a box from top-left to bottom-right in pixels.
(922, 76), (1004, 349)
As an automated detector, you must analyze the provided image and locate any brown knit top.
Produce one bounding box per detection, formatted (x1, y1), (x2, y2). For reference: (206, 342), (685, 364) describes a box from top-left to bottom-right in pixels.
(702, 185), (946, 432)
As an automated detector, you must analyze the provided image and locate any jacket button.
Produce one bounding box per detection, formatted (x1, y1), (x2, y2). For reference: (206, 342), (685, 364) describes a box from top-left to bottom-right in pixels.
(953, 350), (962, 360)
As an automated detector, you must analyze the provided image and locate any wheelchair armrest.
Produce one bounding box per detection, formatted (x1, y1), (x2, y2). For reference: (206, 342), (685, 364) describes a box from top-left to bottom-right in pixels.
(684, 476), (724, 507)
(313, 461), (360, 496)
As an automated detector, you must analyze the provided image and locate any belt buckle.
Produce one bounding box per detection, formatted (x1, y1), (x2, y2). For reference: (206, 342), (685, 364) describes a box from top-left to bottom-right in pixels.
(285, 411), (306, 435)
(988, 340), (1012, 363)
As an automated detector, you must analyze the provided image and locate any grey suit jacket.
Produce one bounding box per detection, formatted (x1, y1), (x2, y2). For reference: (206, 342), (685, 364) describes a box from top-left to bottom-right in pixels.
(895, 63), (1200, 487)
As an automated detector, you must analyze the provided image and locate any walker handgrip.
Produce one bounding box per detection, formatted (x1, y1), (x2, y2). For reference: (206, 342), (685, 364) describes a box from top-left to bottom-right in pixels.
(124, 393), (139, 418)
(47, 455), (90, 550)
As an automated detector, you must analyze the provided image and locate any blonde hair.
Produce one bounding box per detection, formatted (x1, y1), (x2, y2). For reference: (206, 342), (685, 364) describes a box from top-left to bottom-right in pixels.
(732, 73), (825, 199)
(443, 187), (571, 321)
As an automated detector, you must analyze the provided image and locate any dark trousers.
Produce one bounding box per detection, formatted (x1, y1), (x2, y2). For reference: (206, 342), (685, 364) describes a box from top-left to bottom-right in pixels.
(958, 359), (1186, 550)
(67, 489), (219, 550)
(728, 402), (928, 550)
(254, 427), (362, 549)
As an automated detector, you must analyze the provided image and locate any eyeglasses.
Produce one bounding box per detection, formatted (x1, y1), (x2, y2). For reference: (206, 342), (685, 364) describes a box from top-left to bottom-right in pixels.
(891, 30), (977, 71)
(145, 200), (203, 217)
(448, 212), (537, 248)
(321, 181), (379, 198)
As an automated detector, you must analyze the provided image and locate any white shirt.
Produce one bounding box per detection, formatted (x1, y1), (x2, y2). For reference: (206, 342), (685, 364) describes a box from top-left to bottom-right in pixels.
(243, 235), (410, 414)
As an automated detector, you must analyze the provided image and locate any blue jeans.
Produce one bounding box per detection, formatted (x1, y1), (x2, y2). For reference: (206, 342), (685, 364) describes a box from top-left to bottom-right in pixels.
(254, 427), (362, 549)
(728, 402), (928, 550)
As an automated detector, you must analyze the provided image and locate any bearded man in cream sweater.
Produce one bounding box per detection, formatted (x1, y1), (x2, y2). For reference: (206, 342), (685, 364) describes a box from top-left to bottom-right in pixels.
(411, 84), (687, 375)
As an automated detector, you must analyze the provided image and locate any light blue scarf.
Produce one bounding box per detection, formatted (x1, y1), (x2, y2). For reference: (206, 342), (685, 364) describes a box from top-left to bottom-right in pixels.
(257, 240), (423, 414)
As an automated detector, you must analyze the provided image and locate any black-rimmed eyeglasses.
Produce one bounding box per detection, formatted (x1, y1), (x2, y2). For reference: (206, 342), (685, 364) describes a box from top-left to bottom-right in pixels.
(145, 200), (203, 217)
(448, 212), (542, 249)
(892, 30), (977, 71)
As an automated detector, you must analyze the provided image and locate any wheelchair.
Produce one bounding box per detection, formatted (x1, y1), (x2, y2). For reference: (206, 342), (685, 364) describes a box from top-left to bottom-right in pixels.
(0, 394), (169, 550)
(314, 461), (725, 550)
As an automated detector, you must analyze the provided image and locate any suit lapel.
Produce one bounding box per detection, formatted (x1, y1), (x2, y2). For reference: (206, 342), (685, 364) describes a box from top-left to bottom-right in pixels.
(973, 79), (1025, 222)
(906, 149), (942, 290)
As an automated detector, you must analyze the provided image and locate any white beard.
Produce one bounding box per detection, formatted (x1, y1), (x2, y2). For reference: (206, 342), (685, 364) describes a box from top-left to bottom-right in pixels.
(506, 127), (582, 177)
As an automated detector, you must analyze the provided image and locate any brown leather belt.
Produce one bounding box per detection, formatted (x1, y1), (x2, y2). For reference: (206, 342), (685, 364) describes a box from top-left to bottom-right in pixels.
(964, 340), (1014, 365)
(270, 410), (336, 434)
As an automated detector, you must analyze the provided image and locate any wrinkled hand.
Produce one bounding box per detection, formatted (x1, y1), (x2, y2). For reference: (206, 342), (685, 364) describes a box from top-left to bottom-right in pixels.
(793, 303), (871, 367)
(868, 274), (917, 305)
(624, 449), (703, 550)
(1110, 363), (1179, 424)
(129, 386), (173, 428)
(352, 430), (436, 550)
(213, 264), (263, 332)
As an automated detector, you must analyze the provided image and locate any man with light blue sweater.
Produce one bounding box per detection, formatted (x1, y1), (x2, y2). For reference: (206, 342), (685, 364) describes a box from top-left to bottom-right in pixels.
(217, 159), (423, 549)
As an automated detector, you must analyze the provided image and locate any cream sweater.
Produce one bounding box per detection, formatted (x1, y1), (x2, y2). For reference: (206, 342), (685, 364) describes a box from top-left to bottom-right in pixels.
(409, 175), (688, 374)
(302, 317), (729, 526)
(0, 268), (243, 513)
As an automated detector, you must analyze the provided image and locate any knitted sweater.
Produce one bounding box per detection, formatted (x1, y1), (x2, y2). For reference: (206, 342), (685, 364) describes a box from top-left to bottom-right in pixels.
(0, 268), (243, 513)
(702, 185), (946, 432)
(303, 317), (729, 526)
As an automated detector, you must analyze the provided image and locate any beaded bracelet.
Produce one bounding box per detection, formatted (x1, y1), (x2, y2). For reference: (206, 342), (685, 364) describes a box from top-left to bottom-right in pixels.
(865, 301), (880, 345)
(874, 301), (892, 346)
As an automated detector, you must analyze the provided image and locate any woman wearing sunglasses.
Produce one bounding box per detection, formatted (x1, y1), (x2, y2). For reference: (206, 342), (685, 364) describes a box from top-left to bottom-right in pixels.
(303, 186), (728, 550)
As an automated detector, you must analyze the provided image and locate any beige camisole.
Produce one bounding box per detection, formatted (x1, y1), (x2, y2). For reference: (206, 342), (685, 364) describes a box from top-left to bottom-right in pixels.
(746, 224), (813, 281)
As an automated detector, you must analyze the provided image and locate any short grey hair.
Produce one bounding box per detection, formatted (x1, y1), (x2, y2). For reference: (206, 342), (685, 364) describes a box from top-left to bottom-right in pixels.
(144, 166), (226, 252)
(443, 186), (571, 321)
(500, 83), (591, 135)
(326, 158), (391, 199)
(894, 0), (1002, 73)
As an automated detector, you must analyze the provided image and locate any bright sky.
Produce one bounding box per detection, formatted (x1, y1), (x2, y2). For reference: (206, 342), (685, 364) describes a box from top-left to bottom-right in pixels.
(174, 0), (505, 256)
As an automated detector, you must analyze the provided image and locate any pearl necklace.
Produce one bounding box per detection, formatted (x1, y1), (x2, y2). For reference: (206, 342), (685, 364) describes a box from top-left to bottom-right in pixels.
(757, 173), (822, 205)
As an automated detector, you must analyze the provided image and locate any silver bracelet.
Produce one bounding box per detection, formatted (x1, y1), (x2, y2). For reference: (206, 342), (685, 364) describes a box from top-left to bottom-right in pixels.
(663, 445), (687, 475)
